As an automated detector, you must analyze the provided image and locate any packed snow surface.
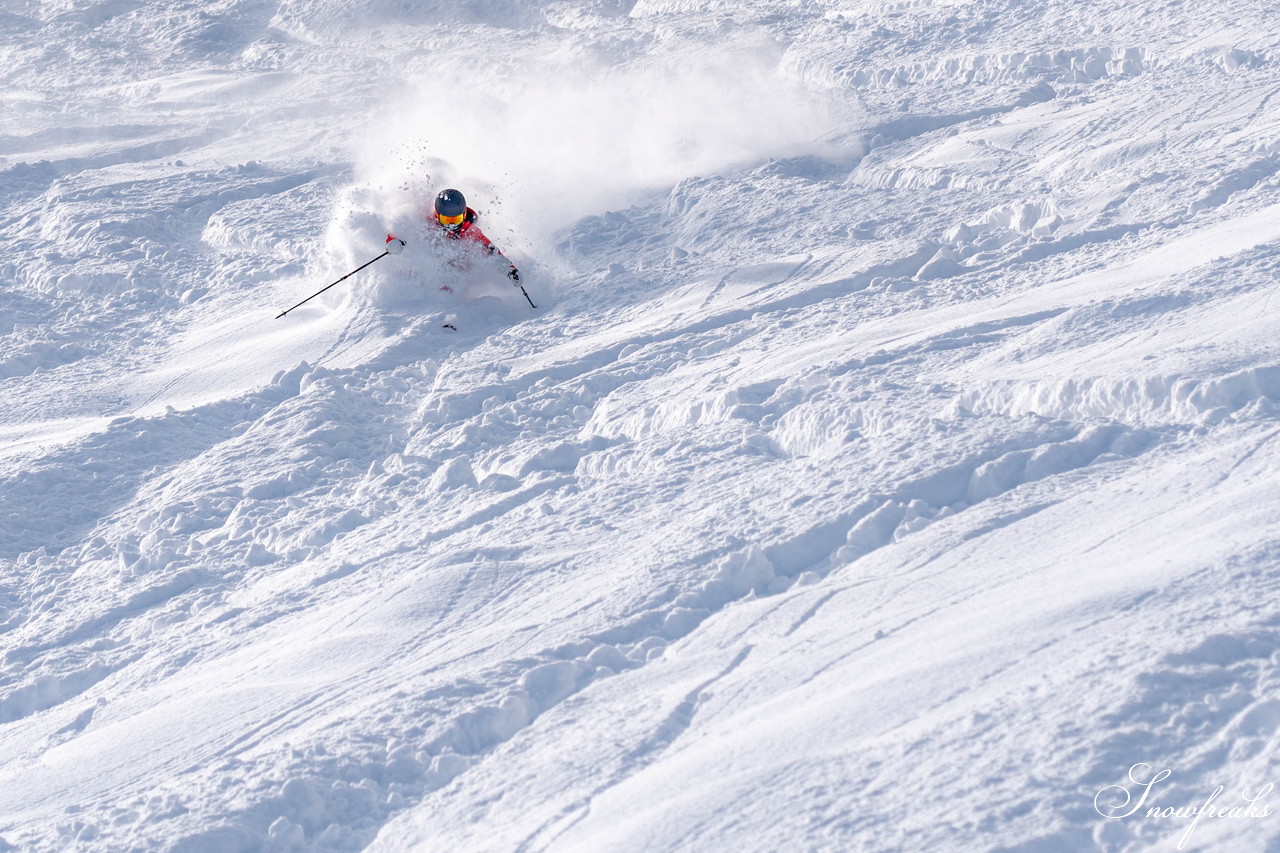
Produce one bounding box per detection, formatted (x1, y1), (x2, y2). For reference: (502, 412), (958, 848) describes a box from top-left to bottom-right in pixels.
(2, 0), (1280, 850)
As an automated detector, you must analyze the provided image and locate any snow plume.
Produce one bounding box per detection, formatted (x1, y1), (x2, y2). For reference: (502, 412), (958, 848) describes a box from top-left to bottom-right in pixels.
(349, 33), (836, 253)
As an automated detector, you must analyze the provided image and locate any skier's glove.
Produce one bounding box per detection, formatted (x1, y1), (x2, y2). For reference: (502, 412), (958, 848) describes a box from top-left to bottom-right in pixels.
(507, 266), (521, 283)
(386, 235), (406, 255)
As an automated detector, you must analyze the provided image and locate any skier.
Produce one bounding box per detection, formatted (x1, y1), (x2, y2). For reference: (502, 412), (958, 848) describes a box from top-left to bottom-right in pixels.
(387, 188), (521, 283)
(280, 190), (528, 322)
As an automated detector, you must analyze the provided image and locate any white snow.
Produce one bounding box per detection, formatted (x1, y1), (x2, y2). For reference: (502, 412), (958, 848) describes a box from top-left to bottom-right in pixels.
(2, 0), (1280, 851)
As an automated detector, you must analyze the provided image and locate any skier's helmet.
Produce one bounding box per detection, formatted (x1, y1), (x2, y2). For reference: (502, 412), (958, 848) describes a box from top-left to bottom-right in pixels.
(435, 189), (467, 230)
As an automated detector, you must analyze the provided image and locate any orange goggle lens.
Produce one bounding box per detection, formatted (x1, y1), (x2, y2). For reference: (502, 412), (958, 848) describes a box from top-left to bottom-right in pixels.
(438, 213), (465, 226)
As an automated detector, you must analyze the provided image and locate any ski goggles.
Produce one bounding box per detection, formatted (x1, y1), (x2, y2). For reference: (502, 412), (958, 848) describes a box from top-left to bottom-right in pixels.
(437, 212), (465, 227)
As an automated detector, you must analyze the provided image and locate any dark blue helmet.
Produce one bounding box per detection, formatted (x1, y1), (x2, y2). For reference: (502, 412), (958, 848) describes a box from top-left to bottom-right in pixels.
(434, 188), (466, 218)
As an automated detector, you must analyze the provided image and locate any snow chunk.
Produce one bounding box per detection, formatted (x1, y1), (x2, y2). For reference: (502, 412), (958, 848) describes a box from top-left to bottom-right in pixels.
(430, 457), (477, 491)
(520, 661), (585, 711)
(701, 546), (776, 608)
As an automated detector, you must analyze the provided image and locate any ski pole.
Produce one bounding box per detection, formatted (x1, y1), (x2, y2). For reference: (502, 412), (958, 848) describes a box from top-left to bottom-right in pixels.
(517, 283), (536, 309)
(276, 251), (389, 319)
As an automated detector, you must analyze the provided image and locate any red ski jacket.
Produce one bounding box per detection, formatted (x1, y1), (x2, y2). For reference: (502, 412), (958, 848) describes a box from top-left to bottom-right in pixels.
(428, 205), (521, 283)
(435, 207), (502, 258)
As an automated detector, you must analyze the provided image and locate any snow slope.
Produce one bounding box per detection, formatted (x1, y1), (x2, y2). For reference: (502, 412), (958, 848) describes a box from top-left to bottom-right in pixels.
(2, 0), (1280, 851)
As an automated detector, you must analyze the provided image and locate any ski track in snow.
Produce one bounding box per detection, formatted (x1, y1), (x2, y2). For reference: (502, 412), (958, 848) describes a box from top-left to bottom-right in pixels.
(2, 0), (1280, 851)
